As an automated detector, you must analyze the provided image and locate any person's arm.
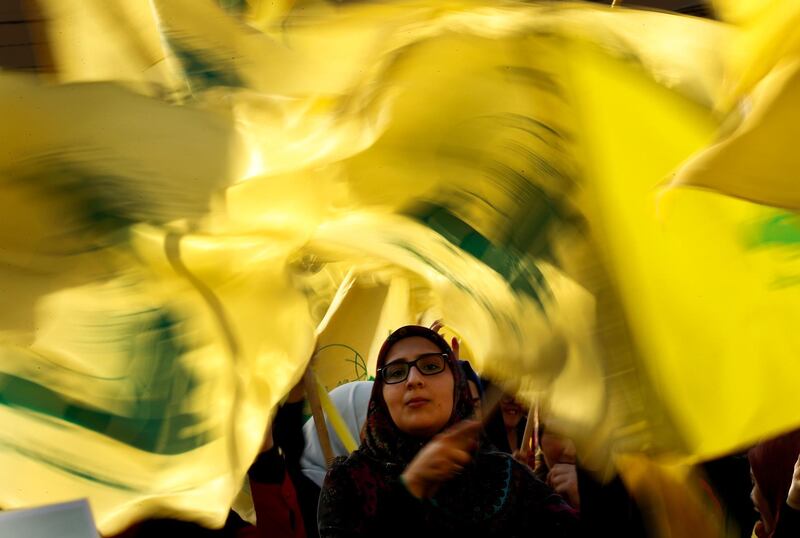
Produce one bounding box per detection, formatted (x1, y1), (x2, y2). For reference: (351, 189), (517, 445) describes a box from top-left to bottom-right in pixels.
(547, 463), (580, 510)
(401, 420), (480, 498)
(272, 380), (306, 470)
(248, 437), (285, 483)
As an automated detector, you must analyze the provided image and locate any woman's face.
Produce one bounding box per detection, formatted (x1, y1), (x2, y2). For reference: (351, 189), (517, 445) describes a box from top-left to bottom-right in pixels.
(500, 394), (525, 430)
(382, 336), (455, 438)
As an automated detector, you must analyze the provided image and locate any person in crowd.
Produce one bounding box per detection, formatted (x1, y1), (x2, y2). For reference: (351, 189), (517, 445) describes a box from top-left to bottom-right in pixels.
(230, 424), (307, 538)
(428, 322), (482, 420)
(484, 387), (528, 455)
(538, 423), (580, 510)
(226, 378), (308, 537)
(459, 359), (483, 420)
(109, 381), (308, 538)
(701, 452), (760, 538)
(299, 380), (373, 537)
(300, 366), (478, 535)
(749, 428), (800, 537)
(317, 325), (580, 537)
(536, 419), (647, 536)
(301, 381), (374, 487)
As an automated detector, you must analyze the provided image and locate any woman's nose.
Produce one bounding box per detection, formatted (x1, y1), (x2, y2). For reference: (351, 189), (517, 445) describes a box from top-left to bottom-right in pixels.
(405, 364), (425, 386)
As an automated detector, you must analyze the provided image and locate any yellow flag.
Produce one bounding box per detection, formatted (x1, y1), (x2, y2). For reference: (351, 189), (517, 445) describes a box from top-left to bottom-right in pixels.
(2, 0), (790, 532)
(571, 38), (800, 458)
(672, 1), (800, 210)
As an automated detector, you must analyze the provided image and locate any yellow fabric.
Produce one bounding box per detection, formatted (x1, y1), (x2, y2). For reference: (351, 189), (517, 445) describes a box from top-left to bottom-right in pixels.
(37, 0), (184, 95)
(3, 0), (798, 533)
(672, 60), (800, 209)
(713, 0), (800, 106)
(616, 455), (728, 538)
(672, 2), (800, 209)
(571, 37), (800, 458)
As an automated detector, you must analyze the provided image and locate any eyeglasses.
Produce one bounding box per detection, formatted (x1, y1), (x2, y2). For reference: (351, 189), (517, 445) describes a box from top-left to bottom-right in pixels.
(378, 353), (448, 384)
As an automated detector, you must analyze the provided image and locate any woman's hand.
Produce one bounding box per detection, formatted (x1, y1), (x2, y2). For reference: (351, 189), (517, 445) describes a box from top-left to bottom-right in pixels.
(401, 420), (481, 499)
(511, 449), (537, 470)
(429, 319), (460, 359)
(547, 463), (580, 509)
(787, 453), (800, 510)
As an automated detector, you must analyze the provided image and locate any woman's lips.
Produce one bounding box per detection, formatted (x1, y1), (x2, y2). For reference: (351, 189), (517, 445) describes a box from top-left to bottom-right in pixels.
(405, 398), (430, 408)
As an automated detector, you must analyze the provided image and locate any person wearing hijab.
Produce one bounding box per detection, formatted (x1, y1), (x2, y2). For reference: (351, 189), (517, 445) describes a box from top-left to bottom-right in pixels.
(749, 429), (800, 537)
(301, 381), (374, 487)
(293, 381), (373, 537)
(317, 325), (580, 537)
(459, 360), (482, 419)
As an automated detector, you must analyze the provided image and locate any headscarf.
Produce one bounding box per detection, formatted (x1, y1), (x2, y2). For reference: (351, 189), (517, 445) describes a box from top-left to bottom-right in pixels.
(300, 380), (373, 487)
(749, 428), (800, 537)
(459, 359), (483, 397)
(361, 325), (475, 465)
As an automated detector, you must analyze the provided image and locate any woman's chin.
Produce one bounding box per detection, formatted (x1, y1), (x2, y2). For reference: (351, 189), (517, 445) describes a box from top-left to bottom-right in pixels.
(400, 419), (448, 438)
(503, 416), (522, 429)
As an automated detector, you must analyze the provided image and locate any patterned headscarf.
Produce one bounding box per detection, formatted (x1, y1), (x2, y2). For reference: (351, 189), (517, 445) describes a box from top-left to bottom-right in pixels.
(460, 360), (483, 397)
(361, 325), (475, 465)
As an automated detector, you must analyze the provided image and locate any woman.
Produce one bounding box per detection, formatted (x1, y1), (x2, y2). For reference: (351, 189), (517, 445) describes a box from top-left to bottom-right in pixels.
(299, 381), (373, 537)
(317, 325), (580, 537)
(485, 391), (528, 455)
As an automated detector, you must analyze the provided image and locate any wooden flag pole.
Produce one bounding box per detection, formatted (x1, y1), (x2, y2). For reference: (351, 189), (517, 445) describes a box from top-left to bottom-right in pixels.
(519, 404), (538, 458)
(304, 366), (335, 468)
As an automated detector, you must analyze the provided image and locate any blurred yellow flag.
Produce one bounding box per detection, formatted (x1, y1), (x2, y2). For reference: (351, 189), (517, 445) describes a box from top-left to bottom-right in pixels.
(571, 37), (800, 458)
(4, 0), (800, 533)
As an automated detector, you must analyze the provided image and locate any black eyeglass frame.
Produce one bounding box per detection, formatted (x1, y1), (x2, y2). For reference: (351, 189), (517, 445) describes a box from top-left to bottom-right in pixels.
(377, 352), (449, 384)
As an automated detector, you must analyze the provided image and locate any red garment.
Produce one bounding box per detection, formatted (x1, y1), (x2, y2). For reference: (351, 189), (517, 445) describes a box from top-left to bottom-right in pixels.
(238, 448), (307, 538)
(246, 471), (306, 538)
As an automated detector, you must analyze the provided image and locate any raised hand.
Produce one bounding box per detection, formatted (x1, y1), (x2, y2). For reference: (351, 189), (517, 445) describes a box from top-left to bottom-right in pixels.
(547, 463), (580, 509)
(401, 420), (481, 498)
(429, 319), (460, 360)
(787, 452), (800, 510)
